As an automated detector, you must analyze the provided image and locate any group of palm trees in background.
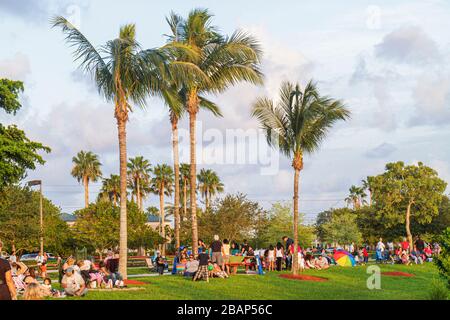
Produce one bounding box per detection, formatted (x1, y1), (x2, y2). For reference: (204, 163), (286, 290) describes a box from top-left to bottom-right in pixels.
(54, 8), (351, 278)
(71, 150), (224, 254)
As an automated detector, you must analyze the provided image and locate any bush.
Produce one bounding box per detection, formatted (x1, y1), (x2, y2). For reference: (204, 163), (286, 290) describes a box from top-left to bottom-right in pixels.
(428, 278), (449, 300)
(435, 227), (450, 288)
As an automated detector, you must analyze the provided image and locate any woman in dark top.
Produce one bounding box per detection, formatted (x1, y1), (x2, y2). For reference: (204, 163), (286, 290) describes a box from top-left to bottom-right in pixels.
(0, 258), (17, 300)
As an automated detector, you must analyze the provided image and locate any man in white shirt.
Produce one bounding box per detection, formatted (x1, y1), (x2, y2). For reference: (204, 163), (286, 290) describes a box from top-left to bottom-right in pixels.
(61, 267), (88, 296)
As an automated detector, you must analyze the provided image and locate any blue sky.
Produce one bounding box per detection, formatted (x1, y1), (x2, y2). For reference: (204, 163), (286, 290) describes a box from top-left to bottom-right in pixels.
(1, 0), (450, 223)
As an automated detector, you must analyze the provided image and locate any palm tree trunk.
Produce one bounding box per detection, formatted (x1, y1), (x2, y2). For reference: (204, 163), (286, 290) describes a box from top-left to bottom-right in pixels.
(117, 117), (128, 280)
(136, 177), (141, 211)
(139, 193), (144, 212)
(189, 109), (199, 255)
(84, 176), (89, 208)
(183, 179), (187, 219)
(172, 119), (181, 249)
(205, 188), (210, 210)
(160, 188), (166, 256)
(293, 168), (300, 275)
(406, 201), (413, 251)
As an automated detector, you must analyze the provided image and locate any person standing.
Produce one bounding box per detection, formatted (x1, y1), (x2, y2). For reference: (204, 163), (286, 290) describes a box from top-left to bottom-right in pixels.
(0, 241), (17, 300)
(282, 236), (294, 271)
(210, 235), (224, 270)
(400, 237), (410, 253)
(222, 239), (231, 275)
(275, 242), (284, 272)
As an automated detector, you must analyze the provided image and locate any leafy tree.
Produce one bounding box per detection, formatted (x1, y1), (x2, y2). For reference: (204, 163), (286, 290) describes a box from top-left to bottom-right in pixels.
(0, 186), (71, 255)
(260, 202), (315, 249)
(164, 9), (263, 254)
(435, 227), (450, 288)
(252, 81), (350, 274)
(127, 156), (152, 211)
(197, 194), (265, 245)
(197, 169), (224, 210)
(0, 79), (24, 114)
(0, 79), (50, 189)
(71, 151), (102, 208)
(370, 162), (447, 250)
(321, 211), (362, 246)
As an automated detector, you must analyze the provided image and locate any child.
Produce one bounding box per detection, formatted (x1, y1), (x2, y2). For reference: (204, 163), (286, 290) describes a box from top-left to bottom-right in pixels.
(267, 245), (275, 272)
(42, 278), (62, 297)
(362, 246), (369, 264)
(298, 251), (305, 272)
(211, 263), (229, 279)
(155, 252), (166, 275)
(40, 261), (48, 279)
(193, 250), (210, 282)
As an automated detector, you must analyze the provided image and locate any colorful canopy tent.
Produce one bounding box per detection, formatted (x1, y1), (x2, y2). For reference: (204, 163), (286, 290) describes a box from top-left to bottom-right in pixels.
(333, 250), (356, 267)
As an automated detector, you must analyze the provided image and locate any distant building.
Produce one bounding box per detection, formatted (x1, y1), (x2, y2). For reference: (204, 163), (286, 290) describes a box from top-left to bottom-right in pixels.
(146, 215), (172, 231)
(60, 213), (77, 227)
(60, 212), (172, 231)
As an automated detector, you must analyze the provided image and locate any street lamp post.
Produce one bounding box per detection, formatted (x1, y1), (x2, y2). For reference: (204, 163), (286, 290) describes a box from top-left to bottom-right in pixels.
(28, 180), (43, 254)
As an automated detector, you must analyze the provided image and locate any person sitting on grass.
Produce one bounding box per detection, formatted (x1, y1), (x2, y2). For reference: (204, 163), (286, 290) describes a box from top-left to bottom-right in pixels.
(400, 250), (411, 265)
(184, 255), (199, 278)
(106, 253), (124, 287)
(305, 254), (315, 269)
(210, 262), (229, 279)
(23, 282), (44, 300)
(410, 247), (423, 265)
(193, 250), (210, 282)
(424, 245), (433, 262)
(61, 267), (88, 297)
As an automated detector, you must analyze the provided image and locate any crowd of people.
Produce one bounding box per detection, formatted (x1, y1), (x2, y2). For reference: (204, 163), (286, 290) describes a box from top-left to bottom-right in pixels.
(0, 234), (444, 299)
(0, 240), (126, 300)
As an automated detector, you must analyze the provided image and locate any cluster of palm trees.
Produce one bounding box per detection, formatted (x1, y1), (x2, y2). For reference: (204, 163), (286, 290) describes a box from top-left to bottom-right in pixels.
(70, 151), (224, 255)
(55, 8), (351, 278)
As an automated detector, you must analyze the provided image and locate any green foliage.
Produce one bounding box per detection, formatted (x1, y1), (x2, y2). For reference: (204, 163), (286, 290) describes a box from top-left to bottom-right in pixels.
(435, 228), (450, 288)
(257, 202), (315, 248)
(428, 278), (449, 300)
(321, 210), (362, 245)
(0, 79), (24, 114)
(0, 186), (71, 255)
(371, 162), (447, 228)
(0, 79), (50, 189)
(196, 194), (264, 244)
(72, 201), (162, 254)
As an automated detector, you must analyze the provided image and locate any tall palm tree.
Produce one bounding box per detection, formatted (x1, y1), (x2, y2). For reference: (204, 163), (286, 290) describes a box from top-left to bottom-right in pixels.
(127, 156), (152, 211)
(252, 81), (350, 275)
(197, 169), (224, 209)
(151, 164), (174, 255)
(53, 18), (170, 278)
(98, 174), (121, 206)
(179, 163), (191, 220)
(71, 151), (102, 208)
(164, 9), (263, 254)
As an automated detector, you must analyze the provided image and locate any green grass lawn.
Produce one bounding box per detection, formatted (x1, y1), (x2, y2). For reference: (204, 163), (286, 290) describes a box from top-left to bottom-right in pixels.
(58, 263), (446, 300)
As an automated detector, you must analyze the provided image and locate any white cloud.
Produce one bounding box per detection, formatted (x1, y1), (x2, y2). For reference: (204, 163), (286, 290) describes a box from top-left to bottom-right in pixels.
(0, 53), (31, 80)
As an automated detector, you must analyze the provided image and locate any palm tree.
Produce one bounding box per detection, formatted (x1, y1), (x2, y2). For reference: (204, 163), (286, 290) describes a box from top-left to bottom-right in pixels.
(98, 174), (121, 206)
(179, 163), (190, 219)
(252, 81), (350, 275)
(53, 18), (170, 278)
(127, 156), (152, 211)
(346, 185), (367, 209)
(151, 164), (174, 255)
(164, 9), (263, 254)
(362, 178), (373, 206)
(71, 151), (102, 208)
(197, 169), (224, 209)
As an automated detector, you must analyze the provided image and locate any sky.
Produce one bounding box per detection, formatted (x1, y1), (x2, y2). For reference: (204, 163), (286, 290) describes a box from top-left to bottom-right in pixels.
(1, 0), (450, 224)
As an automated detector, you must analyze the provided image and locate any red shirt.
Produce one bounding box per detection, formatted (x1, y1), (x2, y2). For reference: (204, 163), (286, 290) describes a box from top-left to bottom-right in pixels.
(362, 248), (368, 257)
(401, 241), (410, 250)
